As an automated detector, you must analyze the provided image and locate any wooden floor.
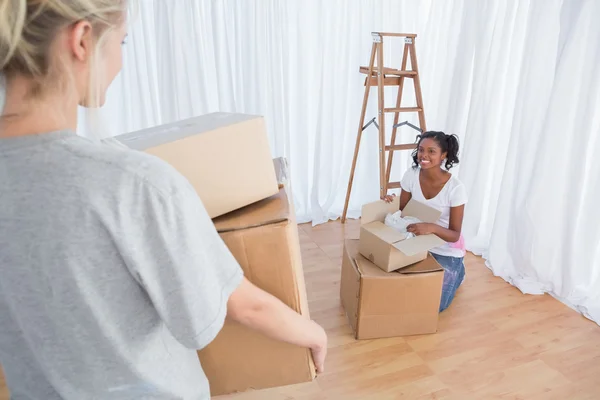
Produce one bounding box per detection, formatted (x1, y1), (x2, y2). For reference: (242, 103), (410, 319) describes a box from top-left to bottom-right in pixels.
(2, 220), (600, 399)
(218, 220), (600, 400)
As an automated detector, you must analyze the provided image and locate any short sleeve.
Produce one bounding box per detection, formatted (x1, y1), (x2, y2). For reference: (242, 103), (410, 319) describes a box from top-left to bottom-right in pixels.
(118, 170), (243, 350)
(450, 182), (468, 207)
(400, 167), (417, 193)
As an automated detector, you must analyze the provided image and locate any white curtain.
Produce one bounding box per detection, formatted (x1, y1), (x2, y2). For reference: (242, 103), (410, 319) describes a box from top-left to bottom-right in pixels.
(81, 0), (440, 222)
(77, 0), (600, 324)
(461, 0), (600, 323)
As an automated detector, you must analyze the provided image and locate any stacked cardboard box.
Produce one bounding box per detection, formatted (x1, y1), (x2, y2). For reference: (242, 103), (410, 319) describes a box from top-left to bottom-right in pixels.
(117, 112), (280, 218)
(341, 240), (444, 339)
(118, 114), (314, 396)
(340, 196), (447, 339)
(199, 188), (315, 396)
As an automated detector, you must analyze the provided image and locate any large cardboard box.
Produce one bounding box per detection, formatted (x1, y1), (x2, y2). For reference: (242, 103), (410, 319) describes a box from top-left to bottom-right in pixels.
(197, 188), (315, 396)
(116, 112), (279, 218)
(359, 197), (446, 272)
(340, 239), (444, 339)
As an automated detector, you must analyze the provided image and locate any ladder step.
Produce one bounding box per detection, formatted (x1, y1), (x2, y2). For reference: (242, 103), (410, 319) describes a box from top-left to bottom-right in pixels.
(372, 32), (417, 38)
(359, 66), (417, 77)
(364, 76), (411, 87)
(385, 144), (416, 151)
(387, 182), (401, 189)
(384, 107), (422, 113)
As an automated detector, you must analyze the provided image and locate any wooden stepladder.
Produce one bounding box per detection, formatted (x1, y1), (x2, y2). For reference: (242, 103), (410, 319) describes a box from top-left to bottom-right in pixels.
(341, 32), (427, 223)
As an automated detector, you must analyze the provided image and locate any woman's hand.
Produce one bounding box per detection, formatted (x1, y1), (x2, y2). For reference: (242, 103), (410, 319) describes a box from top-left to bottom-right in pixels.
(407, 223), (437, 236)
(309, 323), (328, 373)
(382, 193), (396, 203)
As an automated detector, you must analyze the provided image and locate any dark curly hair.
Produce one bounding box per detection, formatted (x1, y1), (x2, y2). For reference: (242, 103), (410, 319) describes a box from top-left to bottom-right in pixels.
(412, 131), (460, 170)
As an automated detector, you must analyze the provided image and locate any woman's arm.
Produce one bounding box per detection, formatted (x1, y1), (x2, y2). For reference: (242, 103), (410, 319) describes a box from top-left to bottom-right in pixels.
(432, 204), (464, 242)
(399, 189), (412, 211)
(407, 204), (464, 243)
(227, 278), (328, 373)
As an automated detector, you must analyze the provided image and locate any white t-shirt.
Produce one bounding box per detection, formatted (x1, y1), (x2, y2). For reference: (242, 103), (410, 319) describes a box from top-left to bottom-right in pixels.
(400, 167), (468, 257)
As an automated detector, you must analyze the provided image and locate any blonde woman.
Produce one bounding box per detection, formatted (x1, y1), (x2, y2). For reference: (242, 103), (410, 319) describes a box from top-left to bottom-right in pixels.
(0, 1), (326, 398)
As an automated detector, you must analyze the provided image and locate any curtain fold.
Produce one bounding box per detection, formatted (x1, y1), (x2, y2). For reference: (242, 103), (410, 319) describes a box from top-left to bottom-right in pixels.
(461, 0), (600, 323)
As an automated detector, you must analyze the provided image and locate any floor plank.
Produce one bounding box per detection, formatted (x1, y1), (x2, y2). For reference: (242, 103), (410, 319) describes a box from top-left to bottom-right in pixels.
(1, 220), (598, 399)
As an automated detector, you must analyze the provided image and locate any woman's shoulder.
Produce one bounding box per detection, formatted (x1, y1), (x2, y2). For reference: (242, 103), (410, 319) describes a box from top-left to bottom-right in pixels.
(446, 173), (468, 205)
(447, 173), (466, 189)
(400, 166), (420, 191)
(114, 147), (192, 198)
(402, 166), (421, 181)
(70, 137), (192, 198)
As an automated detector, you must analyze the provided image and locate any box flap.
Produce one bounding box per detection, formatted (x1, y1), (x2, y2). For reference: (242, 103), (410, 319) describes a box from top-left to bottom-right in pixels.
(340, 240), (362, 336)
(392, 234), (446, 257)
(401, 199), (442, 223)
(362, 221), (409, 244)
(213, 189), (290, 232)
(354, 254), (399, 279)
(361, 197), (400, 225)
(399, 253), (443, 274)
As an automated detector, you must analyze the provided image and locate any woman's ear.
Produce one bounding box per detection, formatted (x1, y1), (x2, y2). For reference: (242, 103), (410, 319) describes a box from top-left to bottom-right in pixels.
(68, 20), (94, 63)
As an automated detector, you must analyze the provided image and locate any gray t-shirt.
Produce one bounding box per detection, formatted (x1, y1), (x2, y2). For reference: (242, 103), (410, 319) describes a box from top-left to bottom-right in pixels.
(0, 131), (243, 399)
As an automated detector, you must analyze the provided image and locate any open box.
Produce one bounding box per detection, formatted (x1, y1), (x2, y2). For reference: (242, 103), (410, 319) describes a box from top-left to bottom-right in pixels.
(359, 197), (446, 272)
(340, 240), (444, 339)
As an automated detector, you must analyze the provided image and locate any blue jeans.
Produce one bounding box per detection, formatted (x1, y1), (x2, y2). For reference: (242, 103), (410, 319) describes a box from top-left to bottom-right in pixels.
(432, 253), (465, 312)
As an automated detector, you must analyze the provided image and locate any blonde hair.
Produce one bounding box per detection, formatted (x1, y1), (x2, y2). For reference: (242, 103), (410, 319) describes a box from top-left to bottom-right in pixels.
(0, 0), (127, 98)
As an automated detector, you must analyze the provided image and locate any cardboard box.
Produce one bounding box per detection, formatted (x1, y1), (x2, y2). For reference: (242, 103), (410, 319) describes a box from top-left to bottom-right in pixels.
(116, 112), (279, 218)
(197, 188), (315, 396)
(359, 197), (446, 272)
(340, 239), (444, 339)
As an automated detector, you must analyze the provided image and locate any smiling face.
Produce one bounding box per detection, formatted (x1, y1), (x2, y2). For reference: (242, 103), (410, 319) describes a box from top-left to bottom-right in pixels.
(417, 138), (447, 170)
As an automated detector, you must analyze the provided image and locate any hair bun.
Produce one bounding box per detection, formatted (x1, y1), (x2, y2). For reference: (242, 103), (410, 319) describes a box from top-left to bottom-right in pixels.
(1, 0), (126, 99)
(0, 0), (27, 71)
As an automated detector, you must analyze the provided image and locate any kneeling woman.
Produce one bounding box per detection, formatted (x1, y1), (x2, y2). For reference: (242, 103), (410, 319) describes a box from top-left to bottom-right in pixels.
(385, 131), (468, 312)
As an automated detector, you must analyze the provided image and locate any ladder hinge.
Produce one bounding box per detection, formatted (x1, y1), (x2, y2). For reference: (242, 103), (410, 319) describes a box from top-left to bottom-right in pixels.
(405, 37), (413, 44)
(372, 33), (382, 43)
